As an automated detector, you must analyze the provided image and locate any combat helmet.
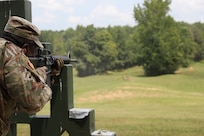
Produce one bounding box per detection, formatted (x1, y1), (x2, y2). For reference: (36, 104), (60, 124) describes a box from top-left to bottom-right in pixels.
(4, 16), (43, 48)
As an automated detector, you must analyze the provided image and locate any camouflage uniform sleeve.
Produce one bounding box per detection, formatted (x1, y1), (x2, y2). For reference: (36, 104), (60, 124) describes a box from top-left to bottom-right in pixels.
(3, 43), (52, 114)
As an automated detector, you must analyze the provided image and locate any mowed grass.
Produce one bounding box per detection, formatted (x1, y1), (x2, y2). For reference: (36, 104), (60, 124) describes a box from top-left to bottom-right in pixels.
(73, 62), (204, 136)
(18, 62), (204, 136)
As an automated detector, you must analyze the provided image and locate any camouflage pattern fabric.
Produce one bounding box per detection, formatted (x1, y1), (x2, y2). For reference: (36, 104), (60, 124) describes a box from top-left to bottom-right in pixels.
(4, 16), (44, 48)
(0, 38), (52, 136)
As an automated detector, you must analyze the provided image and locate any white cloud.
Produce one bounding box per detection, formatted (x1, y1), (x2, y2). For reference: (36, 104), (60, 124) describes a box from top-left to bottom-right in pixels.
(92, 5), (120, 16)
(65, 4), (135, 28)
(33, 11), (56, 23)
(31, 0), (76, 29)
(29, 0), (204, 30)
(170, 0), (204, 23)
(67, 16), (81, 24)
(74, 4), (135, 27)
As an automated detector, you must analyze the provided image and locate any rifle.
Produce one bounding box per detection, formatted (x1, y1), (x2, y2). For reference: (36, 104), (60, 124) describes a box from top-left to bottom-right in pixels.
(29, 45), (77, 86)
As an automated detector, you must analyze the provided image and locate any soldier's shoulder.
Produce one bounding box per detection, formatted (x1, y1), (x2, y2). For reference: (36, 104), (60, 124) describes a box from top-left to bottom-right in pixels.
(0, 38), (7, 47)
(0, 38), (13, 49)
(1, 38), (21, 52)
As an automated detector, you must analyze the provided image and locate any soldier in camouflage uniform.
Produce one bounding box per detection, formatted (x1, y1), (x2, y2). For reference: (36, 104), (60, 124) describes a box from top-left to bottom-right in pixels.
(0, 16), (52, 136)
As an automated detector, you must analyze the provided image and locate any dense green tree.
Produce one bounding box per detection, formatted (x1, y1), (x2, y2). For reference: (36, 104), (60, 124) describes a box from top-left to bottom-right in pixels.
(107, 26), (139, 69)
(71, 26), (118, 76)
(177, 22), (196, 65)
(40, 30), (66, 55)
(191, 22), (204, 61)
(62, 28), (77, 53)
(134, 0), (190, 76)
(39, 13), (204, 77)
(92, 29), (118, 73)
(74, 25), (98, 76)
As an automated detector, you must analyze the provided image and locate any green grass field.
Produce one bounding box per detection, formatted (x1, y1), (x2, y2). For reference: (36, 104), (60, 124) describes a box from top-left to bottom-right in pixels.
(18, 62), (204, 136)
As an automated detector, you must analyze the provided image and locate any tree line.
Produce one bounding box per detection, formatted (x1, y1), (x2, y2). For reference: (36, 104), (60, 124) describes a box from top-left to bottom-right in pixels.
(39, 0), (204, 77)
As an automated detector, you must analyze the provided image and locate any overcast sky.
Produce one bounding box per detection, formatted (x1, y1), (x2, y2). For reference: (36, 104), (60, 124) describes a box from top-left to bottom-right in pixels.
(30, 0), (204, 30)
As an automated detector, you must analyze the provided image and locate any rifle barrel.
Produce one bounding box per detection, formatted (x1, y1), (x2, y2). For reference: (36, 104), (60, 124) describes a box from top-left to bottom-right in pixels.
(29, 56), (77, 67)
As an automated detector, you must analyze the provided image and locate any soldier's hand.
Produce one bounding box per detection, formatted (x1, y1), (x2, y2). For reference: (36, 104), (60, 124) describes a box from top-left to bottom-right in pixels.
(51, 58), (64, 76)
